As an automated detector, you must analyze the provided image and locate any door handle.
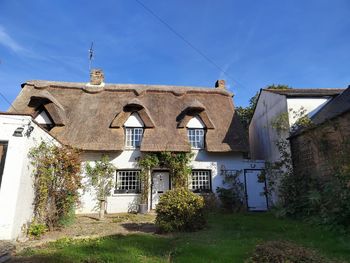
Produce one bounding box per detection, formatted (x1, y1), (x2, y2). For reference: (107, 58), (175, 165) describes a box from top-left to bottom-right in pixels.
(157, 191), (164, 194)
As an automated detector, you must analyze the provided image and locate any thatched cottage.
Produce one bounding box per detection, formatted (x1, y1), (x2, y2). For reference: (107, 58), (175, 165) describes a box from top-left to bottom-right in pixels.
(0, 70), (265, 239)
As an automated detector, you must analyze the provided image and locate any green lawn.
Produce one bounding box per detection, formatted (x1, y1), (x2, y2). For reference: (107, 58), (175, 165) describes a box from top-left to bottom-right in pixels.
(16, 213), (350, 263)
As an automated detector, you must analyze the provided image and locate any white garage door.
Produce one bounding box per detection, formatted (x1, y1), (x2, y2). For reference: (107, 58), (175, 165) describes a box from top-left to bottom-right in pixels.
(244, 169), (268, 211)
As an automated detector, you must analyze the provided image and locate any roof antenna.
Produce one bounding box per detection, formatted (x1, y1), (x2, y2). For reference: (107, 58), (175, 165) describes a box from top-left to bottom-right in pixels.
(88, 42), (94, 71)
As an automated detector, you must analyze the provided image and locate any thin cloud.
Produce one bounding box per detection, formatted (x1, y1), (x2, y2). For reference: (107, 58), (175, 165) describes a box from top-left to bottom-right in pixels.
(0, 25), (25, 53)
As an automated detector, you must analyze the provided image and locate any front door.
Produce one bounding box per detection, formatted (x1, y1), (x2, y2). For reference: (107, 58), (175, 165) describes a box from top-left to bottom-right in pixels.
(151, 171), (170, 209)
(245, 169), (268, 211)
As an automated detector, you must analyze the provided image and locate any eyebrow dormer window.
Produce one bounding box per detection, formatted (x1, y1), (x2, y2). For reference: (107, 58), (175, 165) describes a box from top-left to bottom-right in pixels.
(34, 110), (54, 131)
(187, 116), (205, 149)
(124, 113), (144, 149)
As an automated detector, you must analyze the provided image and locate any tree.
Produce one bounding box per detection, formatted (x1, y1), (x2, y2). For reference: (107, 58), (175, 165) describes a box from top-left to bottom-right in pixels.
(85, 155), (115, 219)
(236, 84), (291, 133)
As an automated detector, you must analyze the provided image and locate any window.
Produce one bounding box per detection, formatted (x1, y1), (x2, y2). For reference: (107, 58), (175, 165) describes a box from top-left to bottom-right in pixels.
(115, 170), (141, 194)
(190, 170), (211, 192)
(187, 129), (205, 149)
(124, 112), (144, 149)
(0, 141), (8, 189)
(186, 116), (205, 149)
(125, 128), (143, 148)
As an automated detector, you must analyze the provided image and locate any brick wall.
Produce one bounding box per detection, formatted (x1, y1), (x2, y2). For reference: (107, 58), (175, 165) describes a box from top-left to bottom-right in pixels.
(290, 111), (350, 178)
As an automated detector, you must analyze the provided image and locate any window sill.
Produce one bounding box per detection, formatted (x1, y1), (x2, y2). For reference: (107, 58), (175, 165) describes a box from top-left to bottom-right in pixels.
(124, 148), (141, 151)
(112, 193), (140, 197)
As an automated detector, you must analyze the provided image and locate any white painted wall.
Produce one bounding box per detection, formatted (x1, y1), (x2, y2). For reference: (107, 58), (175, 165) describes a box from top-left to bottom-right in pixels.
(78, 150), (142, 214)
(34, 111), (52, 125)
(286, 98), (329, 126)
(249, 91), (288, 162)
(186, 116), (205, 128)
(249, 92), (331, 162)
(192, 151), (264, 195)
(0, 115), (58, 240)
(124, 113), (143, 127)
(78, 149), (265, 214)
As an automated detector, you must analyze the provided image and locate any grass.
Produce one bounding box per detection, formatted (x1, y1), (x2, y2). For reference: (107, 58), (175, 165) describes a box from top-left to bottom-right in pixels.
(17, 213), (350, 263)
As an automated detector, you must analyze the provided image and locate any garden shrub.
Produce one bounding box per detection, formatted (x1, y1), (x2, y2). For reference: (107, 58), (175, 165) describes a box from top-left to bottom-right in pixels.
(265, 110), (350, 230)
(200, 192), (218, 212)
(28, 222), (47, 238)
(216, 170), (245, 212)
(155, 188), (206, 232)
(29, 141), (82, 230)
(247, 241), (333, 263)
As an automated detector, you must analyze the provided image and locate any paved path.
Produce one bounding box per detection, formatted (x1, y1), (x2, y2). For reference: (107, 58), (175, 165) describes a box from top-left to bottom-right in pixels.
(0, 241), (15, 263)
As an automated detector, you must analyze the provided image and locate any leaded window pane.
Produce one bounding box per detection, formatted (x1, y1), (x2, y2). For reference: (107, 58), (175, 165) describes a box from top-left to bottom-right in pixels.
(187, 129), (205, 149)
(115, 170), (141, 193)
(125, 128), (143, 148)
(190, 170), (211, 192)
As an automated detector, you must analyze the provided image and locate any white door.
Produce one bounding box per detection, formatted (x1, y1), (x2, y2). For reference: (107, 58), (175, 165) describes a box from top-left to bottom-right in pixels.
(245, 170), (268, 211)
(151, 171), (170, 209)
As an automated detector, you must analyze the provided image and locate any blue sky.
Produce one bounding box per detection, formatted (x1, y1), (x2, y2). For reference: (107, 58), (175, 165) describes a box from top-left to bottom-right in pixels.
(0, 0), (349, 110)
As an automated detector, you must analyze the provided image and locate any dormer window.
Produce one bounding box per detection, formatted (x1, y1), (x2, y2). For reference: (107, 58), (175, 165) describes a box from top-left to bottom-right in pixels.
(187, 116), (205, 149)
(34, 110), (54, 131)
(124, 113), (144, 149)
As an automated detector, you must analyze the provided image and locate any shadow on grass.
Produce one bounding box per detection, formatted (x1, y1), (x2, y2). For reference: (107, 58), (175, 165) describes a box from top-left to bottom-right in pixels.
(80, 215), (100, 221)
(120, 222), (158, 233)
(11, 233), (173, 263)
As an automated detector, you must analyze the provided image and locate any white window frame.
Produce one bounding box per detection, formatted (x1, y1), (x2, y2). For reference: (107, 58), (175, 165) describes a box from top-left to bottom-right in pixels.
(190, 170), (211, 193)
(187, 128), (205, 149)
(125, 127), (144, 149)
(115, 170), (141, 194)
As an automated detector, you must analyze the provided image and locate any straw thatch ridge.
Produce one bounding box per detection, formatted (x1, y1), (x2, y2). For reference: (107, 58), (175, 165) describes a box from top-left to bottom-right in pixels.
(11, 80), (248, 153)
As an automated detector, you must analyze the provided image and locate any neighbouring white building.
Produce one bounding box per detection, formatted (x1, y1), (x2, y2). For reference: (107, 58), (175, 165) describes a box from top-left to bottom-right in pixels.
(0, 113), (59, 240)
(1, 70), (267, 240)
(249, 88), (344, 163)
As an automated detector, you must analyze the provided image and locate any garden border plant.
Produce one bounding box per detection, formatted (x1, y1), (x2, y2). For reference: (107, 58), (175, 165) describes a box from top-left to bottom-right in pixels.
(216, 170), (245, 212)
(29, 141), (82, 236)
(138, 151), (206, 232)
(263, 107), (350, 229)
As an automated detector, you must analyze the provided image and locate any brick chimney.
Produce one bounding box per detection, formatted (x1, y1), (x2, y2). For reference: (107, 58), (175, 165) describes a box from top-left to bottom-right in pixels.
(90, 69), (104, 85)
(215, 79), (226, 89)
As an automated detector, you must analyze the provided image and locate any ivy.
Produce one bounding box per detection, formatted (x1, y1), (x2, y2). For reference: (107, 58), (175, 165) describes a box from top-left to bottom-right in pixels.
(29, 141), (82, 230)
(266, 109), (350, 229)
(138, 152), (193, 204)
(138, 153), (159, 204)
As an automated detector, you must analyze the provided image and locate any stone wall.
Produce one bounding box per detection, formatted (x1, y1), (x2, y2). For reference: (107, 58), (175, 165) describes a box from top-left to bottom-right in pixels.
(290, 111), (350, 178)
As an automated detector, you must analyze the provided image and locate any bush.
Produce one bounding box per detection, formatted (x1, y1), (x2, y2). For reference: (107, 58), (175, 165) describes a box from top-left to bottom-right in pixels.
(28, 222), (47, 238)
(155, 188), (206, 232)
(200, 192), (218, 212)
(246, 241), (333, 263)
(29, 142), (82, 230)
(216, 170), (245, 212)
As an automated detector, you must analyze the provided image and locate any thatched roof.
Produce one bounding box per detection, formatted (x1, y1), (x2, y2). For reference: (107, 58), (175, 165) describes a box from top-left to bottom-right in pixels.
(10, 80), (248, 153)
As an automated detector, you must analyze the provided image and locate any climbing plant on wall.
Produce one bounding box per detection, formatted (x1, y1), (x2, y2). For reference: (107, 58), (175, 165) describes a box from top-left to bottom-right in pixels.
(138, 153), (159, 204)
(138, 151), (194, 203)
(264, 108), (350, 228)
(29, 141), (82, 230)
(85, 155), (116, 219)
